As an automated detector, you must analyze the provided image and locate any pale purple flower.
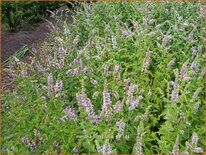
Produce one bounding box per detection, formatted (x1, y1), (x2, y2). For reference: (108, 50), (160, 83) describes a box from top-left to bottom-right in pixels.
(101, 80), (112, 121)
(162, 35), (172, 46)
(29, 141), (36, 151)
(180, 60), (189, 77)
(47, 54), (53, 61)
(141, 50), (151, 73)
(129, 95), (143, 110)
(87, 38), (93, 47)
(40, 137), (45, 144)
(114, 101), (123, 112)
(72, 146), (79, 153)
(61, 115), (69, 122)
(149, 32), (155, 37)
(34, 129), (40, 137)
(192, 132), (198, 146)
(199, 5), (204, 17)
(112, 34), (117, 48)
(185, 133), (203, 153)
(88, 114), (102, 123)
(76, 57), (82, 71)
(201, 68), (205, 76)
(83, 98), (94, 115)
(47, 73), (53, 96)
(171, 71), (179, 102)
(76, 92), (95, 120)
(155, 24), (161, 30)
(116, 121), (125, 140)
(72, 68), (78, 75)
(135, 134), (142, 155)
(179, 112), (186, 120)
(182, 21), (189, 28)
(121, 26), (131, 37)
(35, 61), (45, 72)
(95, 140), (102, 153)
(114, 64), (121, 81)
(91, 79), (98, 85)
(188, 32), (194, 41)
(126, 83), (138, 107)
(64, 107), (77, 121)
(193, 147), (203, 153)
(127, 84), (138, 97)
(54, 80), (63, 93)
(193, 102), (199, 113)
(170, 81), (175, 86)
(102, 141), (111, 154)
(116, 121), (125, 133)
(10, 60), (17, 67)
(171, 85), (179, 102)
(83, 67), (89, 74)
(93, 91), (99, 97)
(148, 19), (155, 25)
(190, 23), (197, 29)
(58, 59), (65, 69)
(167, 58), (176, 69)
(66, 69), (72, 76)
(104, 24), (110, 33)
(76, 93), (85, 108)
(178, 16), (183, 21)
(8, 68), (16, 77)
(115, 134), (121, 141)
(183, 74), (191, 81)
(172, 135), (179, 154)
(186, 141), (192, 149)
(191, 46), (198, 55)
(124, 78), (130, 87)
(190, 59), (198, 73)
(131, 20), (138, 27)
(53, 140), (59, 147)
(21, 136), (30, 144)
(113, 91), (119, 100)
(41, 96), (46, 100)
(92, 28), (97, 35)
(21, 65), (28, 77)
(8, 146), (15, 151)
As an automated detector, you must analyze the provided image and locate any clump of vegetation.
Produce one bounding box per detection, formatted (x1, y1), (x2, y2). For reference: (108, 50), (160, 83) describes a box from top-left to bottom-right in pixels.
(2, 2), (205, 154)
(1, 1), (65, 31)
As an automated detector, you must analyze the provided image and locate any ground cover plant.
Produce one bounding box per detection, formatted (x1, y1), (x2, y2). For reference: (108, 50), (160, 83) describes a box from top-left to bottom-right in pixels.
(1, 2), (205, 154)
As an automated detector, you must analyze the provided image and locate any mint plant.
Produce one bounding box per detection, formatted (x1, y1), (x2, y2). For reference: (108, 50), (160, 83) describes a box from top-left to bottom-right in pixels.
(2, 2), (205, 154)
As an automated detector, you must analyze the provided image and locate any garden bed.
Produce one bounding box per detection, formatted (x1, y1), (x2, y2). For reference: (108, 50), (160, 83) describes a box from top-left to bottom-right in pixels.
(2, 2), (205, 154)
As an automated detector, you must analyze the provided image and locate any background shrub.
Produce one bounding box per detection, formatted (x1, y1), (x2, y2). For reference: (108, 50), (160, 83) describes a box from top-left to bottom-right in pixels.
(2, 1), (65, 31)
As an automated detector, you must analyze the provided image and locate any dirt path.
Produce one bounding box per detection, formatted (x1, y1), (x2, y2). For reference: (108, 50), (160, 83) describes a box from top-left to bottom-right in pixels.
(2, 22), (50, 62)
(1, 6), (73, 62)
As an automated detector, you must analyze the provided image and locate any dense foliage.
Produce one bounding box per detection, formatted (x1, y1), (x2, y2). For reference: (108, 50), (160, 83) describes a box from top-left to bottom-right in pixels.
(1, 1), (65, 31)
(2, 2), (205, 154)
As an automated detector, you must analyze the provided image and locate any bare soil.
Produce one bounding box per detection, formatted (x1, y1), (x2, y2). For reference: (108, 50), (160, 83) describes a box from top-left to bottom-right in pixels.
(2, 5), (73, 62)
(2, 21), (50, 62)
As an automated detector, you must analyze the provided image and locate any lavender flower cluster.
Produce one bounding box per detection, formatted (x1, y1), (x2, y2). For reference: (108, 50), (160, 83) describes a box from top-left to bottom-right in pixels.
(21, 130), (45, 151)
